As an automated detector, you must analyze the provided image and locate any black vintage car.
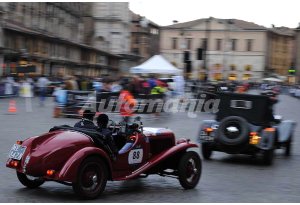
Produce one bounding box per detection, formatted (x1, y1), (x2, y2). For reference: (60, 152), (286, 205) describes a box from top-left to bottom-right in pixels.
(198, 92), (296, 165)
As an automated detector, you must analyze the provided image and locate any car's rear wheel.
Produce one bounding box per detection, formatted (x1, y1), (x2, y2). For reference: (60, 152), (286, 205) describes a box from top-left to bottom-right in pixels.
(178, 151), (202, 189)
(16, 172), (45, 188)
(285, 139), (292, 156)
(263, 149), (274, 165)
(72, 156), (108, 199)
(201, 143), (213, 160)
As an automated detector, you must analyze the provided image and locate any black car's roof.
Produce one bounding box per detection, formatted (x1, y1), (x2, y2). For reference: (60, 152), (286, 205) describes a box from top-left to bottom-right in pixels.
(216, 92), (271, 126)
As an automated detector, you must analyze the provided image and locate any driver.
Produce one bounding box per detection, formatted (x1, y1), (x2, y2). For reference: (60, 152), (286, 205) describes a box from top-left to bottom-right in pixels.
(96, 114), (119, 158)
(74, 110), (97, 129)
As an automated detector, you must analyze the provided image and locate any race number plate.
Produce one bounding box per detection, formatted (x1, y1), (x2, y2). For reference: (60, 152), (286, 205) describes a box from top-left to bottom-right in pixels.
(8, 144), (26, 160)
(128, 149), (143, 164)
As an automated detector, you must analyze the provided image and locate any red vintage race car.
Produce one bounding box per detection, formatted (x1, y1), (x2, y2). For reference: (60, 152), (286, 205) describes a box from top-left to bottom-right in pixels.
(6, 117), (201, 199)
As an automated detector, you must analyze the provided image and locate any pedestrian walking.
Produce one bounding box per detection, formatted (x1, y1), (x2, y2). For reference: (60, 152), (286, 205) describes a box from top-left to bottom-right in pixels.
(119, 83), (137, 123)
(37, 75), (49, 106)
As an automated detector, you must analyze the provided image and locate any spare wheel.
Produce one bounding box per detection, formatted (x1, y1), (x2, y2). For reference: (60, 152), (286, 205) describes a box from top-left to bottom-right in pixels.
(216, 116), (249, 147)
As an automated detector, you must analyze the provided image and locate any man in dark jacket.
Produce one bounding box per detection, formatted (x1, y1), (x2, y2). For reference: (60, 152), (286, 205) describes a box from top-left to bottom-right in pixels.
(74, 110), (97, 129)
(96, 114), (119, 158)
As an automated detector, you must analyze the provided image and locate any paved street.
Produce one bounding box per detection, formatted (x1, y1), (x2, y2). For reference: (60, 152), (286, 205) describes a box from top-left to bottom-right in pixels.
(0, 93), (300, 203)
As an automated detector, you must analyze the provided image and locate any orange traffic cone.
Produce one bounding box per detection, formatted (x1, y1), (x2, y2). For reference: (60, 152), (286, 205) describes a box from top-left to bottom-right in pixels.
(8, 100), (17, 114)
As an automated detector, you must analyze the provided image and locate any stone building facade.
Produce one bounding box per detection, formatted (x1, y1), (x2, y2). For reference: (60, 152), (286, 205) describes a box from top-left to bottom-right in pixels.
(266, 26), (295, 83)
(130, 11), (160, 61)
(160, 17), (268, 81)
(0, 2), (120, 77)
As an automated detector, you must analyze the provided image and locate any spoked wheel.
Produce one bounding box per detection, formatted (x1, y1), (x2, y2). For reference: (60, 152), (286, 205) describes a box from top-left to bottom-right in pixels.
(16, 172), (45, 188)
(72, 157), (108, 199)
(178, 151), (202, 189)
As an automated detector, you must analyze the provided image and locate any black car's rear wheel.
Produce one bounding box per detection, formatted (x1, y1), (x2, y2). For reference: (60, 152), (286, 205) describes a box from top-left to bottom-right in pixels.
(201, 143), (213, 160)
(16, 172), (45, 188)
(285, 139), (292, 156)
(262, 149), (274, 165)
(178, 151), (202, 189)
(73, 157), (108, 199)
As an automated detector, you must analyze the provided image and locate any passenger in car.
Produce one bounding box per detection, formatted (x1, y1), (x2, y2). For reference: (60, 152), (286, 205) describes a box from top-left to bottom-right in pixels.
(74, 110), (97, 129)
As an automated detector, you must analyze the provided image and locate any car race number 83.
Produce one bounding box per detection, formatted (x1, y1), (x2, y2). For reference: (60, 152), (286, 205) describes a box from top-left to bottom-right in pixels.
(128, 149), (143, 164)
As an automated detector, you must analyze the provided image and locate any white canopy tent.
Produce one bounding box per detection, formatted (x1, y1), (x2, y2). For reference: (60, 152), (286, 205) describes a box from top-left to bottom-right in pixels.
(130, 55), (182, 75)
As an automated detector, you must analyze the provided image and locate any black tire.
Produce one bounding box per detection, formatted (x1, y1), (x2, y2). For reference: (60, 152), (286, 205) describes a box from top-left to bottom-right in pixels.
(178, 151), (202, 189)
(263, 149), (274, 165)
(201, 143), (213, 160)
(217, 116), (249, 147)
(285, 140), (292, 156)
(72, 157), (108, 199)
(16, 172), (45, 188)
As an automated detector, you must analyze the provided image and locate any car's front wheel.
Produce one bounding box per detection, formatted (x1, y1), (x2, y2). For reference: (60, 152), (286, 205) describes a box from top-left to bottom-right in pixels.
(16, 172), (45, 188)
(178, 151), (202, 189)
(73, 156), (108, 199)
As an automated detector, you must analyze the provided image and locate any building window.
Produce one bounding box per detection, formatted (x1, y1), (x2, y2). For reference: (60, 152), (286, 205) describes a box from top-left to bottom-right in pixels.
(231, 39), (237, 51)
(22, 4), (26, 16)
(230, 64), (236, 71)
(33, 40), (39, 53)
(214, 64), (222, 72)
(246, 39), (253, 51)
(245, 65), (252, 71)
(135, 36), (139, 44)
(66, 47), (70, 59)
(132, 48), (139, 55)
(150, 28), (159, 35)
(216, 39), (222, 51)
(172, 38), (178, 49)
(186, 38), (192, 50)
(8, 2), (16, 12)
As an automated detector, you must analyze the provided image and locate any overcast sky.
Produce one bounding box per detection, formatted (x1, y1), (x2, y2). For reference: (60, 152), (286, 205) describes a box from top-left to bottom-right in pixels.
(123, 0), (300, 28)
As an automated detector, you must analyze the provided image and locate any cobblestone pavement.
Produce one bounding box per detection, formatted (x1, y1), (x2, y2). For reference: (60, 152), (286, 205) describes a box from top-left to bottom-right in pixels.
(0, 93), (300, 202)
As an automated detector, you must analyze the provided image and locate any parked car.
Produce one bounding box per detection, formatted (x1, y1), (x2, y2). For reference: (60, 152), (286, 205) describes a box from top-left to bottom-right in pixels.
(6, 117), (202, 199)
(198, 92), (296, 165)
(289, 85), (300, 97)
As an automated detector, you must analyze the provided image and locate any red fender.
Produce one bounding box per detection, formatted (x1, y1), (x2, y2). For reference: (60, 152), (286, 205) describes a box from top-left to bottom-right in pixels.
(114, 142), (198, 181)
(57, 147), (112, 182)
